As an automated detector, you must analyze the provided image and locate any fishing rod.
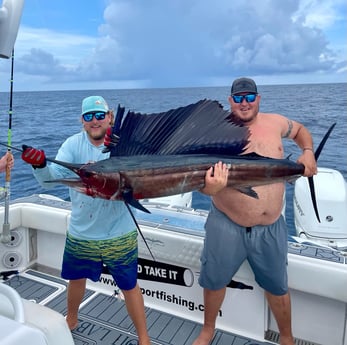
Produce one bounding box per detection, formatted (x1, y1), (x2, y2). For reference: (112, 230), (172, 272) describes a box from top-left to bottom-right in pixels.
(1, 49), (14, 243)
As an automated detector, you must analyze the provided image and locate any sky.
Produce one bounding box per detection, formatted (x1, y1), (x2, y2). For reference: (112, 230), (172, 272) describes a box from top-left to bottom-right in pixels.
(0, 0), (346, 91)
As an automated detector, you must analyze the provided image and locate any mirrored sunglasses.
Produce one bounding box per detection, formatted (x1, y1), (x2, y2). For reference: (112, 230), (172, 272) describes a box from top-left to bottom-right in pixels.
(232, 94), (257, 103)
(82, 111), (107, 122)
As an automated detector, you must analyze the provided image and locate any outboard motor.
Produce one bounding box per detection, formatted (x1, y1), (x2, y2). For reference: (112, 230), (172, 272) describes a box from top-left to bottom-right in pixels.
(0, 0), (25, 58)
(294, 167), (347, 250)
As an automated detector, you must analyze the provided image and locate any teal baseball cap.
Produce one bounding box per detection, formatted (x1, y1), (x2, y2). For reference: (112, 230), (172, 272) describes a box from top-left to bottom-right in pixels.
(81, 96), (109, 115)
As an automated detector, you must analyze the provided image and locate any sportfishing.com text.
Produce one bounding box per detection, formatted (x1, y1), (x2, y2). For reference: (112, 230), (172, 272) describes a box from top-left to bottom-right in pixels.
(98, 276), (222, 317)
(140, 288), (222, 317)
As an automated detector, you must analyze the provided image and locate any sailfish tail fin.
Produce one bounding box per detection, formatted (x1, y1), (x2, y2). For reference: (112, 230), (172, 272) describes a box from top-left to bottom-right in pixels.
(314, 123), (336, 161)
(308, 123), (336, 223)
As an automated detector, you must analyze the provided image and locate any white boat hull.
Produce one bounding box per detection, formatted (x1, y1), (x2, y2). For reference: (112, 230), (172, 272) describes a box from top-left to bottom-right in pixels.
(0, 194), (346, 344)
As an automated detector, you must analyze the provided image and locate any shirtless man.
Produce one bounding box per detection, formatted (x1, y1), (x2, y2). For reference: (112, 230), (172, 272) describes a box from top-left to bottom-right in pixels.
(193, 77), (317, 345)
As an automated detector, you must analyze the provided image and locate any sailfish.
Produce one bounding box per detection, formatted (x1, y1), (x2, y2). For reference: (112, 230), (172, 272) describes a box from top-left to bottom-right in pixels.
(1, 99), (334, 219)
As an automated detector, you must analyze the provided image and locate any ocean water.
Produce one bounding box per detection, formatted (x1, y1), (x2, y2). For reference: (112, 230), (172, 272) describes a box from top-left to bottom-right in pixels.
(0, 83), (346, 233)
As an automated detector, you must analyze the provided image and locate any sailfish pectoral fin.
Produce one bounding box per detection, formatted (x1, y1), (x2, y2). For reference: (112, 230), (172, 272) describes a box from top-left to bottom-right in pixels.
(122, 189), (151, 214)
(308, 122), (336, 223)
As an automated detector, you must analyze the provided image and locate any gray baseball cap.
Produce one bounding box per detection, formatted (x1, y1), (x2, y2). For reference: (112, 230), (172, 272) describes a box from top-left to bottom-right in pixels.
(231, 77), (257, 95)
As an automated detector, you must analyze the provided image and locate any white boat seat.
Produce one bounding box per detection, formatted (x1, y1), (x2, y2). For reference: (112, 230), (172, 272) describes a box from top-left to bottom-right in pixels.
(0, 283), (74, 345)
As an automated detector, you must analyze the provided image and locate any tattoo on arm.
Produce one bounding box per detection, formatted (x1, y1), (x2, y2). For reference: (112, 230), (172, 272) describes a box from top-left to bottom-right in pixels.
(283, 120), (293, 138)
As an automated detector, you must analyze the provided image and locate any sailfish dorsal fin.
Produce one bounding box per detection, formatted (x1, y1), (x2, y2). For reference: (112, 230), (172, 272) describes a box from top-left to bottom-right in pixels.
(110, 99), (250, 156)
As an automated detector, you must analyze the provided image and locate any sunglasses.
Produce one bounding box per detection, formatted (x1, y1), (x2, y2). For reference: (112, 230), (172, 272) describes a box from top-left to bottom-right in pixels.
(232, 94), (257, 103)
(82, 111), (107, 122)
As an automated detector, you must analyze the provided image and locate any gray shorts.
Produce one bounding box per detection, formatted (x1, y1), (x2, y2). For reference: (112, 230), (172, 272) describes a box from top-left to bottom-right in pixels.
(199, 203), (288, 295)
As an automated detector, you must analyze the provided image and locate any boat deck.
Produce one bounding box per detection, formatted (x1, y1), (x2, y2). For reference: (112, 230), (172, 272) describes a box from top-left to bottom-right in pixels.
(3, 268), (274, 345)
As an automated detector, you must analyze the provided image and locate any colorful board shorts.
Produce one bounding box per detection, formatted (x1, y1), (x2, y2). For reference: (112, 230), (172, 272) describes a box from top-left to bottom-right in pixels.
(61, 230), (138, 290)
(199, 203), (288, 295)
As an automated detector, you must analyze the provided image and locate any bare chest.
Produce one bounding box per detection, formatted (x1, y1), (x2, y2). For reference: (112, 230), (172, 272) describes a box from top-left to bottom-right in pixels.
(245, 127), (284, 158)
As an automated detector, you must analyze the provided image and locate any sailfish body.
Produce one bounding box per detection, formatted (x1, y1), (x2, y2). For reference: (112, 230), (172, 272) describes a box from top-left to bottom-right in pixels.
(44, 99), (306, 213)
(51, 153), (304, 202)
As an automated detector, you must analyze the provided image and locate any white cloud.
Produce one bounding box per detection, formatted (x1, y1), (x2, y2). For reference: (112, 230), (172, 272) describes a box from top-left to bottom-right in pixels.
(292, 0), (346, 29)
(1, 0), (346, 91)
(16, 26), (97, 64)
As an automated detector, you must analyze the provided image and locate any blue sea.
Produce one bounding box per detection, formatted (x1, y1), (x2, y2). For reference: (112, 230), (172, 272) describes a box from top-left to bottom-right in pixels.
(0, 83), (346, 233)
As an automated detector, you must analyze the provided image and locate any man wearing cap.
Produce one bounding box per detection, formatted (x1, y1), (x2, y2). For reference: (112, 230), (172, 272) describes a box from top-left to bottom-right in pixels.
(21, 96), (151, 344)
(194, 78), (317, 345)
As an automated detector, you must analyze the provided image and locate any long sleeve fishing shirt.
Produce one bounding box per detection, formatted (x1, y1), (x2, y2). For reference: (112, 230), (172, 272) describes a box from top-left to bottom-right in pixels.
(32, 131), (137, 240)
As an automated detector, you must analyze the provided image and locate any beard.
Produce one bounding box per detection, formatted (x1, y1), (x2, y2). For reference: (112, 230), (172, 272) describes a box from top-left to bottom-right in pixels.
(91, 134), (104, 141)
(242, 113), (257, 123)
(87, 128), (107, 142)
(233, 103), (259, 124)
